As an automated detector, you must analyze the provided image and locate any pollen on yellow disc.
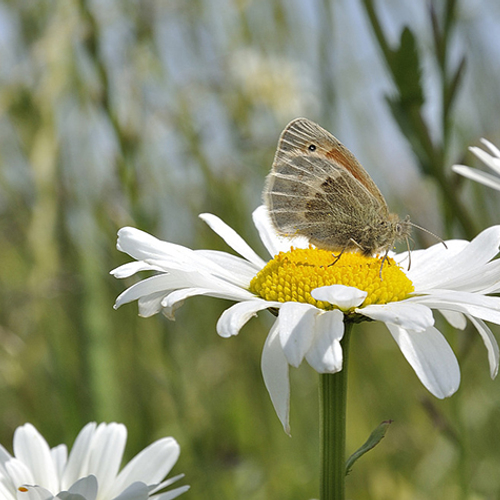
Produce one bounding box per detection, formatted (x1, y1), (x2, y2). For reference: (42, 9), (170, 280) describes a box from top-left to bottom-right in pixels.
(249, 247), (414, 311)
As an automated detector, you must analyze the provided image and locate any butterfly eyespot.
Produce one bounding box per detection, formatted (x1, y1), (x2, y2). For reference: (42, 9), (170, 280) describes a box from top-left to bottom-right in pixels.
(308, 144), (317, 151)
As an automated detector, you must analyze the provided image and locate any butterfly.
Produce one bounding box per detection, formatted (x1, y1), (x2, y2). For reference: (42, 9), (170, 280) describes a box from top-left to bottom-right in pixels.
(263, 117), (413, 263)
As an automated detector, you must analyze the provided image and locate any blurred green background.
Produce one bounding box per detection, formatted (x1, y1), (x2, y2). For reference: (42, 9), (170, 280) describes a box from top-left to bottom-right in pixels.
(1, 0), (500, 498)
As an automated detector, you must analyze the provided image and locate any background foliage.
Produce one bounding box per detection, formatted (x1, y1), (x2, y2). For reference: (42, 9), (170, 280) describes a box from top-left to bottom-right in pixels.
(1, 0), (500, 498)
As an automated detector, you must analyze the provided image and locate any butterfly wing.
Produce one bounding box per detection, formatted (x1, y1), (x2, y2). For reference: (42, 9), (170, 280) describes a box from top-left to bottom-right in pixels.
(263, 118), (390, 251)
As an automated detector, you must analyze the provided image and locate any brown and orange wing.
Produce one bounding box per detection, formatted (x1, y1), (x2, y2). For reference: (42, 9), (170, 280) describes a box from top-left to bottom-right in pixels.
(263, 118), (389, 250)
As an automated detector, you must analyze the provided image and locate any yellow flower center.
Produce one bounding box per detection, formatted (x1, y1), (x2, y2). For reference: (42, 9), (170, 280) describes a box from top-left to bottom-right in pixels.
(249, 247), (414, 311)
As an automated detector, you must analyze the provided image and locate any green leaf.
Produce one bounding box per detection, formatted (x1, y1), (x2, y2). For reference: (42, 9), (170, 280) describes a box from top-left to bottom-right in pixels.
(345, 420), (393, 475)
(390, 27), (424, 107)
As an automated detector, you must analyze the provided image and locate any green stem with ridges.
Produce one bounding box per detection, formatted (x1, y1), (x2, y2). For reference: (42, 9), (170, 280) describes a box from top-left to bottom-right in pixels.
(319, 321), (353, 500)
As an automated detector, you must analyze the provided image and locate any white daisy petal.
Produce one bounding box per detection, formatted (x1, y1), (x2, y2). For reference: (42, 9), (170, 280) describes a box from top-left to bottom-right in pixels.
(160, 301), (185, 321)
(142, 286), (256, 320)
(305, 310), (344, 373)
(480, 137), (500, 160)
(400, 239), (467, 285)
(452, 139), (500, 191)
(471, 144), (500, 173)
(111, 438), (180, 497)
(252, 206), (284, 257)
(468, 316), (499, 379)
(66, 475), (97, 500)
(161, 286), (254, 311)
(279, 303), (318, 367)
(49, 446), (67, 486)
(111, 261), (164, 279)
(116, 227), (254, 288)
(261, 320), (291, 435)
(61, 423), (97, 489)
(408, 226), (500, 290)
(0, 485), (13, 500)
(440, 310), (467, 329)
(195, 250), (259, 281)
(311, 285), (367, 310)
(360, 303), (434, 332)
(452, 165), (500, 191)
(411, 291), (500, 326)
(16, 485), (54, 500)
(7, 459), (35, 491)
(114, 274), (189, 309)
(0, 440), (11, 461)
(252, 205), (309, 257)
(150, 473), (185, 493)
(433, 260), (500, 294)
(116, 227), (189, 263)
(116, 227), (156, 257)
(13, 424), (58, 494)
(216, 299), (280, 338)
(404, 238), (467, 265)
(441, 226), (500, 274)
(159, 288), (214, 312)
(114, 271), (254, 312)
(154, 485), (191, 500)
(387, 325), (460, 398)
(112, 481), (149, 500)
(137, 291), (171, 318)
(199, 213), (266, 268)
(85, 423), (127, 498)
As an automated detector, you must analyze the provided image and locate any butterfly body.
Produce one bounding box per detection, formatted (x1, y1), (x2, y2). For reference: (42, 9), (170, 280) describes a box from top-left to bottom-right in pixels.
(263, 118), (411, 256)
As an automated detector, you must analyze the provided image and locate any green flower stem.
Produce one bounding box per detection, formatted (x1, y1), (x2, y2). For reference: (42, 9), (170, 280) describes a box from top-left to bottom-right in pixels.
(319, 321), (353, 500)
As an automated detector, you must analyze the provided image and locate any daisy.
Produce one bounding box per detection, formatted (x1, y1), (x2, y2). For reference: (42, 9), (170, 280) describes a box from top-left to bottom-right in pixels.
(0, 422), (189, 500)
(112, 206), (500, 433)
(452, 138), (500, 191)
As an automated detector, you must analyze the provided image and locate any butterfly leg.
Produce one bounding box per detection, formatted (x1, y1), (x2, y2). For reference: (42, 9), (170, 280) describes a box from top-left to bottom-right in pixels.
(378, 250), (392, 280)
(327, 247), (346, 267)
(327, 240), (361, 266)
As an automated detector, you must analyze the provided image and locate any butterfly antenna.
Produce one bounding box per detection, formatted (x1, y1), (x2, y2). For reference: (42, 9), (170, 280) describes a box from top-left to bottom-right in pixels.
(409, 222), (448, 249)
(405, 235), (412, 271)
